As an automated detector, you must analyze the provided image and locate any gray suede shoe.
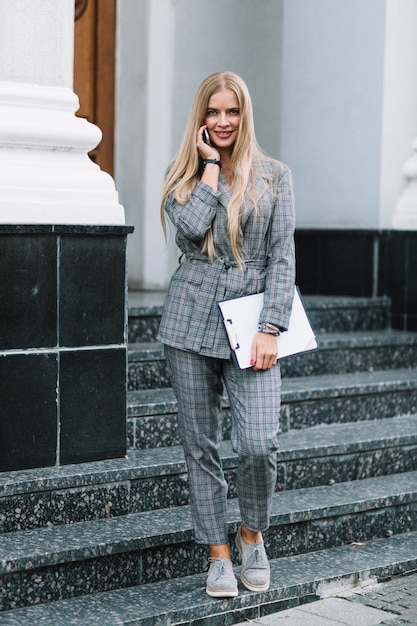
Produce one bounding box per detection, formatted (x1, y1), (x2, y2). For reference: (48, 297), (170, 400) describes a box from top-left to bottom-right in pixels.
(235, 525), (270, 592)
(206, 557), (239, 598)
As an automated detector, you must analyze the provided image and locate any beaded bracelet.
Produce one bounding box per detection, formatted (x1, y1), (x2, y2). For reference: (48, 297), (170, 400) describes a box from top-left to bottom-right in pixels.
(258, 322), (281, 336)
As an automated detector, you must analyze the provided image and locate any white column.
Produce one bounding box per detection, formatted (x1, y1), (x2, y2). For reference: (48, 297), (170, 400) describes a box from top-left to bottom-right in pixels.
(0, 0), (124, 224)
(381, 0), (417, 229)
(393, 138), (417, 229)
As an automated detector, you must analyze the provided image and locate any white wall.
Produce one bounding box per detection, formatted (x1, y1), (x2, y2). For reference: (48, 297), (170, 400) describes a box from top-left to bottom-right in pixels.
(171, 0), (283, 159)
(280, 0), (386, 229)
(115, 0), (417, 289)
(280, 0), (417, 230)
(115, 0), (284, 290)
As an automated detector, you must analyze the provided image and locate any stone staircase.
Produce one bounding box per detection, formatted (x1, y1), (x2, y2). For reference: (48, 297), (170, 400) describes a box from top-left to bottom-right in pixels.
(1, 293), (417, 624)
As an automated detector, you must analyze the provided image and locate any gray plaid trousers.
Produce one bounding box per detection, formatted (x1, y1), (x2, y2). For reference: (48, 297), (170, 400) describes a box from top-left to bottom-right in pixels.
(165, 345), (281, 545)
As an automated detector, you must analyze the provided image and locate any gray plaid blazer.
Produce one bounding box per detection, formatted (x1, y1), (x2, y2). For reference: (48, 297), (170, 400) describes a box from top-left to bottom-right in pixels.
(157, 160), (296, 359)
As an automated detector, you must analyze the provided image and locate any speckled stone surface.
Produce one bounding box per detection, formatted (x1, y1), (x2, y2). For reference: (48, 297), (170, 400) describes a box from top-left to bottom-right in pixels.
(2, 415), (415, 534)
(0, 483), (130, 533)
(127, 344), (171, 390)
(1, 531), (416, 625)
(128, 314), (163, 344)
(1, 470), (417, 609)
(127, 388), (231, 449)
(303, 295), (391, 334)
(127, 369), (417, 446)
(126, 292), (392, 343)
(277, 414), (417, 490)
(1, 552), (142, 611)
(126, 331), (417, 390)
(2, 292), (417, 622)
(129, 411), (182, 449)
(282, 369), (417, 432)
(281, 330), (417, 378)
(124, 415), (417, 512)
(128, 291), (165, 344)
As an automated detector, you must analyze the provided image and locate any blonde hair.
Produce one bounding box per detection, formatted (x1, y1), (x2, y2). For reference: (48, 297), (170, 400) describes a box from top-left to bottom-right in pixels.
(160, 71), (273, 267)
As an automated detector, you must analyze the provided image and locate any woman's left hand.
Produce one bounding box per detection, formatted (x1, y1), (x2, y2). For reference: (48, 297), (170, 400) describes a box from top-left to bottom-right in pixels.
(250, 332), (278, 370)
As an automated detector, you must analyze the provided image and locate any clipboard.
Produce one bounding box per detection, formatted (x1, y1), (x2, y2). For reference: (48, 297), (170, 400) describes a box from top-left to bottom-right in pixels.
(218, 286), (317, 369)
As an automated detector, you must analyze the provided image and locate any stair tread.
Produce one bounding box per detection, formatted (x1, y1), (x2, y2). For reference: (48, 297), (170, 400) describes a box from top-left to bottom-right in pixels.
(128, 291), (390, 309)
(2, 468), (417, 574)
(2, 291), (416, 620)
(2, 530), (417, 625)
(127, 291), (390, 310)
(280, 366), (417, 397)
(299, 294), (391, 308)
(128, 367), (417, 416)
(278, 412), (417, 457)
(2, 414), (416, 498)
(127, 329), (417, 359)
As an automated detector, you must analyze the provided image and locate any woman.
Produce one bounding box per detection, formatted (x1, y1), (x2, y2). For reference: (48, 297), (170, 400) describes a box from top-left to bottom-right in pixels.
(157, 71), (295, 598)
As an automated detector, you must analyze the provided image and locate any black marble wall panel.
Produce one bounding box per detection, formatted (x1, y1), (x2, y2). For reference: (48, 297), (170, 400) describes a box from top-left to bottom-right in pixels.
(378, 232), (407, 320)
(0, 235), (57, 350)
(0, 225), (132, 472)
(408, 236), (417, 331)
(59, 236), (126, 347)
(378, 231), (417, 331)
(60, 348), (127, 464)
(295, 231), (374, 297)
(0, 353), (58, 471)
(296, 229), (417, 331)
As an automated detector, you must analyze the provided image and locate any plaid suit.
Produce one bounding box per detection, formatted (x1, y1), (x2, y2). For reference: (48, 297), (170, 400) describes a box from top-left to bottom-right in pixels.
(158, 161), (295, 544)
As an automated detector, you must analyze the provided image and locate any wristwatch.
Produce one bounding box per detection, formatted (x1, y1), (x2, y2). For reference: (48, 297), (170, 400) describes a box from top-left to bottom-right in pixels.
(202, 159), (222, 169)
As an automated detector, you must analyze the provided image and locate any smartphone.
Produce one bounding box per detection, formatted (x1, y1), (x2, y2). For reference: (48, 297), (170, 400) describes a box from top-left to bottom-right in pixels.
(202, 129), (210, 145)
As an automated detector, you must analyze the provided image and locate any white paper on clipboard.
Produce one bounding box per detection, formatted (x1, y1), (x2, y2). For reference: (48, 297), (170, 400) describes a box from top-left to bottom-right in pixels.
(218, 286), (317, 369)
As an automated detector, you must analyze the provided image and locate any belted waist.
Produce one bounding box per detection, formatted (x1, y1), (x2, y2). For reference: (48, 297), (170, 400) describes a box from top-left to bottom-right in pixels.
(181, 251), (268, 353)
(182, 252), (267, 270)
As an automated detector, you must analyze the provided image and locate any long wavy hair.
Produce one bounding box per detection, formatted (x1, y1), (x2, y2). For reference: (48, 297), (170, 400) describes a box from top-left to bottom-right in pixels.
(160, 71), (274, 267)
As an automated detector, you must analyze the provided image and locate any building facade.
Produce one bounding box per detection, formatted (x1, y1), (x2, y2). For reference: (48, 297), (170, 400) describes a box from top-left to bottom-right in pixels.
(1, 0), (417, 472)
(114, 1), (416, 301)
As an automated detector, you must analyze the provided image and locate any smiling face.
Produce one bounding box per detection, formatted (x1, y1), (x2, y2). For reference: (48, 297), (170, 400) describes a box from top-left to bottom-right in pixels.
(204, 88), (241, 155)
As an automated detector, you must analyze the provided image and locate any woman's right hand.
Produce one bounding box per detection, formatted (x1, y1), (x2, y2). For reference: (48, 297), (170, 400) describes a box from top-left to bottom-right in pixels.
(198, 126), (221, 191)
(197, 125), (220, 160)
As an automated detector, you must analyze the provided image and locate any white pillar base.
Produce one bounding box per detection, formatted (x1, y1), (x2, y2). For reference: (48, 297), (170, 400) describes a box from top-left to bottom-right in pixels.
(392, 185), (417, 229)
(393, 138), (417, 230)
(0, 81), (124, 224)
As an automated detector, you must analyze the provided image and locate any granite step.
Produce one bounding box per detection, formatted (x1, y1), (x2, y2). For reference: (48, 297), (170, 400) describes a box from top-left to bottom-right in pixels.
(0, 293), (409, 622)
(127, 367), (417, 449)
(2, 530), (416, 625)
(118, 415), (417, 513)
(299, 295), (391, 334)
(127, 293), (392, 343)
(2, 415), (416, 534)
(127, 330), (417, 390)
(1, 470), (417, 611)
